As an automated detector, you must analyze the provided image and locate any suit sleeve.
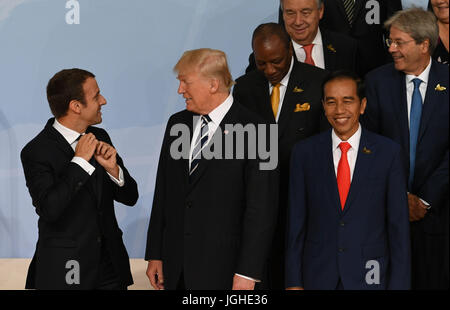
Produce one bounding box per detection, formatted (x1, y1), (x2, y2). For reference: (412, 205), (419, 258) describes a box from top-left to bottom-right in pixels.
(386, 145), (411, 290)
(101, 130), (139, 206)
(21, 147), (91, 223)
(144, 118), (173, 261)
(418, 149), (449, 213)
(285, 143), (307, 288)
(234, 123), (279, 279)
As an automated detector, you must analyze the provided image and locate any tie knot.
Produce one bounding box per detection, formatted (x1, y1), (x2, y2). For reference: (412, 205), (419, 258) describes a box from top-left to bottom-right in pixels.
(202, 114), (211, 124)
(303, 44), (314, 54)
(412, 78), (422, 89)
(339, 142), (351, 153)
(272, 83), (281, 90)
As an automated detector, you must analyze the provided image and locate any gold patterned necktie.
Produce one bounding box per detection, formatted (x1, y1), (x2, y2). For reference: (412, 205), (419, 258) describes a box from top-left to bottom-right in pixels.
(271, 83), (281, 119)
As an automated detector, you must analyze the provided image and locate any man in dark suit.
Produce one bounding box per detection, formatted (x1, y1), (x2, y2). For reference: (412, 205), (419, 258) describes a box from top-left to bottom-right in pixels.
(320, 0), (392, 77)
(363, 8), (449, 289)
(246, 0), (357, 73)
(234, 23), (328, 289)
(286, 71), (411, 290)
(145, 48), (278, 290)
(21, 69), (139, 290)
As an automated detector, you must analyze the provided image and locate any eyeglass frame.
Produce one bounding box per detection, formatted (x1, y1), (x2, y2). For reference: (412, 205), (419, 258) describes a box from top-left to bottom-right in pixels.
(385, 38), (416, 48)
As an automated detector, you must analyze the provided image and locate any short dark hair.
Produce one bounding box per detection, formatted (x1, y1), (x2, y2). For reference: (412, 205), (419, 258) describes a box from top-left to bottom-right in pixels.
(322, 70), (365, 101)
(251, 23), (291, 51)
(46, 68), (95, 118)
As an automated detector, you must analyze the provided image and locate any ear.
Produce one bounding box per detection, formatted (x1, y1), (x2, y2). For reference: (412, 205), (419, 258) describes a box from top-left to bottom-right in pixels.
(68, 99), (82, 114)
(421, 39), (430, 55)
(360, 97), (367, 115)
(209, 78), (220, 94)
(318, 3), (325, 20)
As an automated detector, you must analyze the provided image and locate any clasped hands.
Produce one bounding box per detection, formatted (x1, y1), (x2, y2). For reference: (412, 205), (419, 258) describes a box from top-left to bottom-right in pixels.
(74, 133), (119, 179)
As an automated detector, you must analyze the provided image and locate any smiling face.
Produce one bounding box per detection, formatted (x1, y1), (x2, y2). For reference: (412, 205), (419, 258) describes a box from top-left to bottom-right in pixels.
(282, 0), (323, 45)
(431, 0), (449, 24)
(253, 34), (293, 86)
(323, 78), (366, 141)
(388, 26), (431, 75)
(79, 77), (106, 126)
(177, 69), (214, 114)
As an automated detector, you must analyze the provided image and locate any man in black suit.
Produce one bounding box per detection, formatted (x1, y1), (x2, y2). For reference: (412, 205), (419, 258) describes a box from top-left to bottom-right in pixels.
(320, 0), (393, 76)
(234, 23), (328, 289)
(246, 0), (357, 73)
(145, 48), (278, 290)
(21, 69), (139, 290)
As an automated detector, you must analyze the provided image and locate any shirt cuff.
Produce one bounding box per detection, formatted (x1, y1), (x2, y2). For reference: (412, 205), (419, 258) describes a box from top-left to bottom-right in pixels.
(419, 197), (431, 209)
(72, 157), (95, 175)
(107, 166), (125, 187)
(235, 273), (260, 283)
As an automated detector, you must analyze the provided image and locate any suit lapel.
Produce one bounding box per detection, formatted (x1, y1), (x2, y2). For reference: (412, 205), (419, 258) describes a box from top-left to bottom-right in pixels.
(255, 72), (276, 123)
(322, 131), (342, 216)
(321, 31), (337, 71)
(44, 118), (76, 159)
(392, 71), (410, 152)
(342, 128), (373, 216)
(277, 61), (308, 137)
(418, 61), (441, 144)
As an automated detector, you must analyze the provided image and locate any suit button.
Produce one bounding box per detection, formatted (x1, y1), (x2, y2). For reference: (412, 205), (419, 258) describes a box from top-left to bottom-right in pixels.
(185, 232), (191, 237)
(299, 128), (304, 131)
(340, 221), (345, 227)
(97, 237), (102, 243)
(338, 248), (345, 253)
(186, 202), (192, 209)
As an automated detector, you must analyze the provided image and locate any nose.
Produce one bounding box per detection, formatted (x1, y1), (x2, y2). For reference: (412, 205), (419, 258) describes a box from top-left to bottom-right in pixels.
(388, 43), (398, 54)
(294, 12), (304, 25)
(335, 101), (345, 114)
(178, 82), (184, 94)
(100, 95), (107, 106)
(265, 64), (276, 77)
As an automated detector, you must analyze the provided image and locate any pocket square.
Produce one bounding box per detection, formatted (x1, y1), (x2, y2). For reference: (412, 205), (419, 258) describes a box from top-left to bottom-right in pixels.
(293, 86), (304, 93)
(294, 103), (310, 112)
(435, 84), (447, 91)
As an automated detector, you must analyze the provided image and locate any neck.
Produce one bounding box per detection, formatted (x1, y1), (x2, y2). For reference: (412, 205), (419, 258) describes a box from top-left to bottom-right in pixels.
(57, 116), (87, 134)
(204, 92), (229, 115)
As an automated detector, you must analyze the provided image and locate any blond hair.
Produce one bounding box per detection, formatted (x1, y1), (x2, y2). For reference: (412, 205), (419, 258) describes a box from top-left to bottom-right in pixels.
(174, 48), (235, 91)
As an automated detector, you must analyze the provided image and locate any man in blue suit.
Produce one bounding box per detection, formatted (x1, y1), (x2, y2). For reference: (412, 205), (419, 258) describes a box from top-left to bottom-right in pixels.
(363, 8), (449, 289)
(286, 71), (411, 290)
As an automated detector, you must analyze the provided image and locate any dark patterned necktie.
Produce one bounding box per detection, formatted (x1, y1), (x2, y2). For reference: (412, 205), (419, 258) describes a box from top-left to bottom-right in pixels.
(190, 115), (211, 175)
(343, 0), (356, 25)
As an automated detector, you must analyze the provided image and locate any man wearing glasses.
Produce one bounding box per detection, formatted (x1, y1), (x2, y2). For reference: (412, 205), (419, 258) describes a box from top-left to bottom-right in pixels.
(363, 8), (449, 290)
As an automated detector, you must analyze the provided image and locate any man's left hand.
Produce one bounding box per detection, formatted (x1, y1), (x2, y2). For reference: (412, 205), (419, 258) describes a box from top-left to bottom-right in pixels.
(94, 141), (119, 178)
(232, 274), (255, 290)
(408, 193), (428, 222)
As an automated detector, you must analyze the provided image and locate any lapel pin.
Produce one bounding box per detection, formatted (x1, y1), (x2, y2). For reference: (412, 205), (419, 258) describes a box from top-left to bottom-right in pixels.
(362, 147), (372, 154)
(327, 44), (337, 53)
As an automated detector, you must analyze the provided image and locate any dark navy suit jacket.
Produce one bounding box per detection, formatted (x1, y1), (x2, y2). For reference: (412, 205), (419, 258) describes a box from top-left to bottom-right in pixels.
(286, 128), (411, 289)
(363, 60), (449, 235)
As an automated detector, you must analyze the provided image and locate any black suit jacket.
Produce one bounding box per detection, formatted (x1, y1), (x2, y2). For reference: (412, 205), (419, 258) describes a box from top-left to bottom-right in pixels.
(233, 60), (328, 288)
(21, 118), (138, 289)
(320, 0), (391, 76)
(245, 29), (357, 74)
(145, 102), (279, 290)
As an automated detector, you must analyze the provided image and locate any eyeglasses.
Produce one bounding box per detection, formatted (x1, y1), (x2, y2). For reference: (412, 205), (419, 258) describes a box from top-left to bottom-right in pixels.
(385, 38), (416, 48)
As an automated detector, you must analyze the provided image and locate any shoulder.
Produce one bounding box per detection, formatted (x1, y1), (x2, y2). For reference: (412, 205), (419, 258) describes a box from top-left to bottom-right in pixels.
(232, 100), (268, 125)
(292, 130), (329, 155)
(292, 61), (328, 80)
(21, 127), (49, 159)
(321, 29), (357, 48)
(363, 128), (401, 154)
(431, 60), (450, 81)
(235, 70), (264, 88)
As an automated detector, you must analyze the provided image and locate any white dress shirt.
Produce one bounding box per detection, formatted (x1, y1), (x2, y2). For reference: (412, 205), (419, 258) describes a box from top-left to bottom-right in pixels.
(332, 124), (362, 181)
(53, 119), (124, 186)
(188, 93), (233, 170)
(401, 0), (429, 9)
(292, 29), (325, 69)
(268, 57), (294, 122)
(405, 57), (432, 128)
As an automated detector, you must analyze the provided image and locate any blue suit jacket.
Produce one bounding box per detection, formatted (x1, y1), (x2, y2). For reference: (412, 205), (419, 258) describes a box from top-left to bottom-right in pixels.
(286, 128), (411, 289)
(363, 60), (449, 234)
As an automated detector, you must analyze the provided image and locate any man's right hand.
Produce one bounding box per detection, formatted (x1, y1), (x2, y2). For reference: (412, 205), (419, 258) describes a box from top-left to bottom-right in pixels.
(146, 260), (164, 290)
(74, 133), (98, 162)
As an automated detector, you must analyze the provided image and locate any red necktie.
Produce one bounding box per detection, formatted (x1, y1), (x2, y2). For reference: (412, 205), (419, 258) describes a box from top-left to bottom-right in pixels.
(337, 142), (351, 210)
(302, 44), (315, 66)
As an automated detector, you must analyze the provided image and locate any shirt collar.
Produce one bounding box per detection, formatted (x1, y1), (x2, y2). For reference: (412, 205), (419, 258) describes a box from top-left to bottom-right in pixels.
(332, 123), (362, 152)
(405, 57), (432, 85)
(291, 28), (322, 49)
(206, 93), (234, 126)
(53, 119), (82, 145)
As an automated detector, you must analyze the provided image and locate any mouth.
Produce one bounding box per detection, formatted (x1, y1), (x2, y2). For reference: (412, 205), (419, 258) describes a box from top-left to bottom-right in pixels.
(333, 117), (351, 125)
(391, 54), (404, 62)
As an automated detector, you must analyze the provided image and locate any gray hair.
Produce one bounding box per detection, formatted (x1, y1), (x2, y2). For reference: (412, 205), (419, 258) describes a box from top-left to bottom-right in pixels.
(385, 8), (439, 55)
(280, 0), (323, 10)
